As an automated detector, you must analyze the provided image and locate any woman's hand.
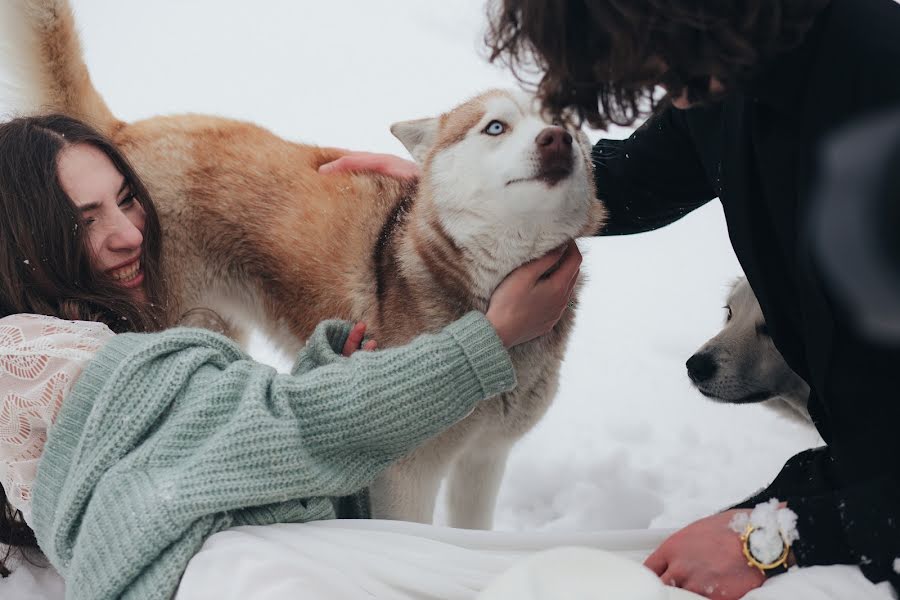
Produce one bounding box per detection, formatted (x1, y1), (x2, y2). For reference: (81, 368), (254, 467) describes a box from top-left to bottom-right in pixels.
(486, 241), (582, 349)
(643, 509), (766, 599)
(319, 151), (420, 181)
(342, 322), (378, 357)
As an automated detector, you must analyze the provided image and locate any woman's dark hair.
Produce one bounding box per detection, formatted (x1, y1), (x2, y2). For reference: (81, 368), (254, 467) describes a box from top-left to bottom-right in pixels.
(0, 113), (168, 575)
(486, 0), (829, 129)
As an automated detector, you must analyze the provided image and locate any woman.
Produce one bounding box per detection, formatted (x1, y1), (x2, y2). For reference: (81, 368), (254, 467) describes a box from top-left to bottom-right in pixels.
(0, 114), (582, 599)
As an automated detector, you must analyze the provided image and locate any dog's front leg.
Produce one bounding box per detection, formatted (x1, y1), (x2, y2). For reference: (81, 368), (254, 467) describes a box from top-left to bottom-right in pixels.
(369, 452), (448, 524)
(445, 437), (513, 530)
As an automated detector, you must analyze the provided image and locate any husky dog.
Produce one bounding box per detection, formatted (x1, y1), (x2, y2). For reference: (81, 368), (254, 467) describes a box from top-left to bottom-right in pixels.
(687, 278), (811, 424)
(4, 0), (605, 529)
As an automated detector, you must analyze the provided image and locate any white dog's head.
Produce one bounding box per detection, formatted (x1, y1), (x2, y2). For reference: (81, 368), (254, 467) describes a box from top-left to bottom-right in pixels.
(687, 278), (812, 423)
(391, 89), (604, 280)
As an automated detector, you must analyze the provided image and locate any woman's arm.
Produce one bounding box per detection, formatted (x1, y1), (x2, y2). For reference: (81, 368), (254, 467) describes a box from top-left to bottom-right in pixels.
(0, 313), (113, 527)
(593, 106), (717, 236)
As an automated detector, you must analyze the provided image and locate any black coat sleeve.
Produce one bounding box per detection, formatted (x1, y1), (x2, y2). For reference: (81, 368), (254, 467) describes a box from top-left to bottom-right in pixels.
(593, 106), (717, 236)
(733, 330), (900, 591)
(792, 318), (900, 589)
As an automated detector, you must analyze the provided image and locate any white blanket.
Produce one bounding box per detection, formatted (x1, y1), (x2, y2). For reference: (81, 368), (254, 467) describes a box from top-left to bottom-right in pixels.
(3, 521), (896, 600)
(174, 521), (897, 600)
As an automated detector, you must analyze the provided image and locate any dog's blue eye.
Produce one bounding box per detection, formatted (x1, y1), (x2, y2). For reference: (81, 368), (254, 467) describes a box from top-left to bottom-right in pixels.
(484, 120), (506, 136)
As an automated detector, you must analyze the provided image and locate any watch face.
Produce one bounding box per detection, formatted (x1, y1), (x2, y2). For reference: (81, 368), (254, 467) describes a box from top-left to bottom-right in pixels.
(748, 528), (785, 565)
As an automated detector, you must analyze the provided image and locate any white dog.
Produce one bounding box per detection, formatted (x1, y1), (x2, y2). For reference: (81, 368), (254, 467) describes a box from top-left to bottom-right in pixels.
(687, 278), (811, 424)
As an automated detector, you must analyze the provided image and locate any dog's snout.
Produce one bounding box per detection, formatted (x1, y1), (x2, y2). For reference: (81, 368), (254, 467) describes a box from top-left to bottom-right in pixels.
(535, 127), (574, 185)
(686, 352), (717, 383)
(536, 127), (573, 154)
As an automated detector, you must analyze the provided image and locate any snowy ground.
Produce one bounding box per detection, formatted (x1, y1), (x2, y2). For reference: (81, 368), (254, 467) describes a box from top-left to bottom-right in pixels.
(3, 1), (822, 596)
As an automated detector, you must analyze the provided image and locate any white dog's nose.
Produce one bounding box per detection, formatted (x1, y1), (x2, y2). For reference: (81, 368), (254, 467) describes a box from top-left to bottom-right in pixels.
(686, 352), (717, 383)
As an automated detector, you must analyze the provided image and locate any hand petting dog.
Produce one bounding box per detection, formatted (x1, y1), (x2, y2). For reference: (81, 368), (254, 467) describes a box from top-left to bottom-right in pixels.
(342, 322), (378, 357)
(319, 151), (420, 180)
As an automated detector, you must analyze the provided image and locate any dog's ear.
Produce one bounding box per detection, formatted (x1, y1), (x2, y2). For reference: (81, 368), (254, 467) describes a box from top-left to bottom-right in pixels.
(390, 118), (438, 163)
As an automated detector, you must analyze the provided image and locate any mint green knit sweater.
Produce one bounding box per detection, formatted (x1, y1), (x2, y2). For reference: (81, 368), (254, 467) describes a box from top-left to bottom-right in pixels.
(31, 312), (516, 600)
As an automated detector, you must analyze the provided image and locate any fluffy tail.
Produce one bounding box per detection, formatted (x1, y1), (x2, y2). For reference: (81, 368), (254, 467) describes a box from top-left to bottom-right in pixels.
(0, 0), (120, 134)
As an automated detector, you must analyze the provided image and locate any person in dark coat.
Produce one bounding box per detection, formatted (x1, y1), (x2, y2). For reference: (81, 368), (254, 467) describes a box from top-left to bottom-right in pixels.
(483, 0), (900, 598)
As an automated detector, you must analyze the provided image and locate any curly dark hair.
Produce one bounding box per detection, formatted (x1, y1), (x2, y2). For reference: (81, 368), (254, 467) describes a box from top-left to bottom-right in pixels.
(486, 0), (830, 129)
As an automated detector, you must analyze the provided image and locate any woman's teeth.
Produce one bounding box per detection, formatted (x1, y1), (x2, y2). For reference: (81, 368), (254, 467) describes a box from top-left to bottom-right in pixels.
(111, 261), (141, 282)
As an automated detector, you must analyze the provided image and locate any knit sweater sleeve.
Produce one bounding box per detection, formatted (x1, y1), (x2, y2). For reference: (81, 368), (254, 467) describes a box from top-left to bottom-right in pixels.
(32, 311), (516, 599)
(289, 319), (354, 374)
(217, 310), (517, 500)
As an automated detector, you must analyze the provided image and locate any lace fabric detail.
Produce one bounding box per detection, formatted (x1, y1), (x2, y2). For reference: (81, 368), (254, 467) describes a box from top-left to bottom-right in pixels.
(0, 314), (113, 527)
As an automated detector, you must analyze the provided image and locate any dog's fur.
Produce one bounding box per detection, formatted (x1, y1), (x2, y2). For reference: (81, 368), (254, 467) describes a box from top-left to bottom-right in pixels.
(4, 0), (606, 529)
(687, 278), (811, 424)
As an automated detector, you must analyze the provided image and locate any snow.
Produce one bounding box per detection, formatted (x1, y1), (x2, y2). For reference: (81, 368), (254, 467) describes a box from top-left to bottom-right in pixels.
(729, 499), (799, 565)
(1, 0), (824, 597)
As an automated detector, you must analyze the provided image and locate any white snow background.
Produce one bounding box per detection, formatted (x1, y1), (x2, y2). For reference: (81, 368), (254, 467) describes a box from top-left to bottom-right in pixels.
(2, 1), (824, 597)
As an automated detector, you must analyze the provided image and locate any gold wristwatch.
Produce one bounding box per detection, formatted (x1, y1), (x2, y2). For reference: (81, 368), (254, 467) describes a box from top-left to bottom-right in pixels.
(739, 524), (791, 576)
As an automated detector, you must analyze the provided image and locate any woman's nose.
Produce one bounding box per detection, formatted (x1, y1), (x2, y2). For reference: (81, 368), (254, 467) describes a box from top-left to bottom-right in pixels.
(107, 212), (144, 251)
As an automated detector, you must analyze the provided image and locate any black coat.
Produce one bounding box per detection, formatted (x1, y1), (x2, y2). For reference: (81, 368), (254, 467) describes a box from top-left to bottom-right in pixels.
(592, 0), (900, 589)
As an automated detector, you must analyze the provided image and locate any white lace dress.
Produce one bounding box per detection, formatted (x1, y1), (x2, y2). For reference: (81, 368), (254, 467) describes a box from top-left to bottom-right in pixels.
(0, 314), (113, 527)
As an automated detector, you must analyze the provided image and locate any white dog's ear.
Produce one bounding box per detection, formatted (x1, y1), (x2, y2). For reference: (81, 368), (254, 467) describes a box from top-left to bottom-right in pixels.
(390, 118), (438, 163)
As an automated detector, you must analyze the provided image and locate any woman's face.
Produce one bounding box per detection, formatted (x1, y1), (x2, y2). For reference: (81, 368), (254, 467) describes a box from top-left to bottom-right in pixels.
(667, 76), (726, 109)
(57, 143), (147, 302)
(652, 59), (727, 109)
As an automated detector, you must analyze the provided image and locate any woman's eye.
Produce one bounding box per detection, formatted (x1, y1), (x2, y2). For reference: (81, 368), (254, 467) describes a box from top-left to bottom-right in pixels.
(119, 192), (137, 208)
(483, 120), (506, 136)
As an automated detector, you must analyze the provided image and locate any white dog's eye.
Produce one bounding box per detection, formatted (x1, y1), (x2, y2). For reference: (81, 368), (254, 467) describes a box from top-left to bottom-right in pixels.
(483, 120), (506, 136)
(725, 306), (733, 321)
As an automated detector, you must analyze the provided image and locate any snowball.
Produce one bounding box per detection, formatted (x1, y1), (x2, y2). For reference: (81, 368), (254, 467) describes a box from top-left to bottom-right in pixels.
(728, 498), (799, 565)
(729, 511), (750, 533)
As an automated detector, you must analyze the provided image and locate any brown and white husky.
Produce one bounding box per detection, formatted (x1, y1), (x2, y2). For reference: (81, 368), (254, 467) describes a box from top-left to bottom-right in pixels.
(4, 0), (605, 529)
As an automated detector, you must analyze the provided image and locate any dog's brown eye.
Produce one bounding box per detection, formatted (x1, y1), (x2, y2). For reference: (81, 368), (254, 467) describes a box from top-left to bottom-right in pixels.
(725, 306), (733, 321)
(483, 120), (506, 136)
(757, 323), (769, 337)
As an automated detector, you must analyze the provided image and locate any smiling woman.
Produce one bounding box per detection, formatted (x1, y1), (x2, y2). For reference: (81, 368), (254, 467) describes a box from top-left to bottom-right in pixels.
(56, 143), (148, 302)
(0, 114), (167, 329)
(0, 114), (168, 573)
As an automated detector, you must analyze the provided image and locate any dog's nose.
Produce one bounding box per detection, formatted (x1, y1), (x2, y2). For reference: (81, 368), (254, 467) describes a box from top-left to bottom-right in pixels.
(535, 127), (574, 185)
(686, 352), (717, 383)
(535, 127), (573, 157)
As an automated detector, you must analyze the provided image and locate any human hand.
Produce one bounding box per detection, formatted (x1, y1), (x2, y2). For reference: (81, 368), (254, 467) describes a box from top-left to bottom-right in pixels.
(644, 509), (766, 599)
(485, 241), (582, 349)
(319, 151), (420, 180)
(342, 322), (378, 357)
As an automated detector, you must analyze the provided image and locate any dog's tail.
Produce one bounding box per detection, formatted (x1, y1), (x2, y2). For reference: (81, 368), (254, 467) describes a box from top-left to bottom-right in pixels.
(0, 0), (121, 134)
